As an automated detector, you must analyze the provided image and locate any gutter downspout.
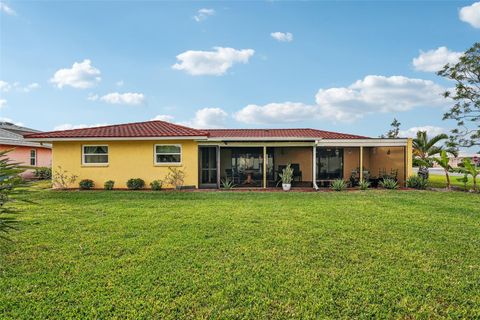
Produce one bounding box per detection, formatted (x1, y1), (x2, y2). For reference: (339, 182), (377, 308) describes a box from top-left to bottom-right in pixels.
(313, 141), (319, 190)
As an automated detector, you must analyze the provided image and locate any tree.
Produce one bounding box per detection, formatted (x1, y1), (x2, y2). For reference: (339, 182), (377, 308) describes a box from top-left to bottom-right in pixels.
(438, 42), (480, 152)
(412, 131), (456, 179)
(380, 118), (401, 138)
(454, 158), (479, 192)
(432, 150), (453, 190)
(0, 150), (25, 240)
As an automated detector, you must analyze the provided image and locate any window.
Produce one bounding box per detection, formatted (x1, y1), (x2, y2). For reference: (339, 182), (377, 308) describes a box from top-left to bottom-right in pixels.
(82, 145), (108, 165)
(155, 144), (181, 164)
(30, 149), (37, 166)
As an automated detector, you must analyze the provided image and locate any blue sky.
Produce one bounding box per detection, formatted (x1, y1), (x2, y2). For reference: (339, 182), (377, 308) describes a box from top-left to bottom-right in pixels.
(0, 1), (479, 138)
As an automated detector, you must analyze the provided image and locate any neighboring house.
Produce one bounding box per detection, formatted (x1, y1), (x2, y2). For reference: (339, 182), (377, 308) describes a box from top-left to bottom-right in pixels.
(25, 120), (413, 189)
(433, 152), (480, 168)
(0, 122), (52, 178)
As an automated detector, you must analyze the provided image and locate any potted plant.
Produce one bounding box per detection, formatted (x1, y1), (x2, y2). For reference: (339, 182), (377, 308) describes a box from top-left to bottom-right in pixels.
(279, 164), (294, 191)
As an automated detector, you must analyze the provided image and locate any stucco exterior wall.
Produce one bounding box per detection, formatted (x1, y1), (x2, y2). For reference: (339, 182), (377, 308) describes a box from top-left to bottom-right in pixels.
(52, 140), (199, 189)
(369, 146), (406, 184)
(0, 145), (52, 179)
(274, 147), (313, 181)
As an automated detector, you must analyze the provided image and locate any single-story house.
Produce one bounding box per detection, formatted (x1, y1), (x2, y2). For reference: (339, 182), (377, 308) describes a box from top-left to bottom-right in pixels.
(0, 122), (52, 178)
(25, 120), (413, 189)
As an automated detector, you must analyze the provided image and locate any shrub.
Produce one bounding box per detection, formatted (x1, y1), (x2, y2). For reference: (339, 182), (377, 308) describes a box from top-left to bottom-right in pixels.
(165, 167), (185, 189)
(150, 180), (163, 191)
(34, 167), (52, 180)
(79, 179), (94, 190)
(221, 178), (235, 189)
(52, 166), (78, 189)
(330, 179), (347, 191)
(104, 180), (115, 190)
(127, 178), (145, 190)
(359, 180), (371, 190)
(406, 176), (429, 190)
(380, 178), (398, 190)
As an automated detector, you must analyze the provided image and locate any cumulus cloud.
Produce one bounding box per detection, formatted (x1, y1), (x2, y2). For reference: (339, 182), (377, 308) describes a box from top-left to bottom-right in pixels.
(53, 123), (109, 131)
(0, 1), (16, 15)
(459, 2), (480, 28)
(235, 102), (318, 125)
(235, 75), (448, 124)
(0, 80), (11, 92)
(0, 99), (7, 108)
(412, 47), (463, 72)
(151, 114), (175, 122)
(194, 8), (215, 22)
(0, 81), (39, 92)
(172, 47), (255, 76)
(270, 32), (293, 42)
(399, 126), (447, 138)
(99, 92), (145, 105)
(50, 59), (101, 89)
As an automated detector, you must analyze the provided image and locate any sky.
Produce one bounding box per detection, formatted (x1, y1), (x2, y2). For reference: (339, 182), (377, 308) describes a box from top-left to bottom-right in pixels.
(0, 1), (479, 138)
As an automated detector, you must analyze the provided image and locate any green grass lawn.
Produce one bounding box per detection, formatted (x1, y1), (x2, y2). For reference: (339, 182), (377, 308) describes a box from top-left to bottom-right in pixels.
(1, 189), (479, 318)
(428, 174), (476, 189)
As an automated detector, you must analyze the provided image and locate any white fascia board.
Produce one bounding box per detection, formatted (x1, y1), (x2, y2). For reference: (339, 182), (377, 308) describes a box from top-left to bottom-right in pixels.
(316, 139), (409, 147)
(25, 136), (209, 142)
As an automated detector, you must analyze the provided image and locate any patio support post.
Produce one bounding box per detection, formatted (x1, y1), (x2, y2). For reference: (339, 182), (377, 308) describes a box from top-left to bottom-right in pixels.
(312, 145), (319, 190)
(216, 146), (221, 189)
(263, 146), (267, 189)
(359, 146), (364, 182)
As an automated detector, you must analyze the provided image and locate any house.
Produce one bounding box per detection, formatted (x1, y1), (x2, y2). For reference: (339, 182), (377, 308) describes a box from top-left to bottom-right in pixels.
(434, 152), (480, 168)
(0, 122), (52, 178)
(25, 120), (413, 189)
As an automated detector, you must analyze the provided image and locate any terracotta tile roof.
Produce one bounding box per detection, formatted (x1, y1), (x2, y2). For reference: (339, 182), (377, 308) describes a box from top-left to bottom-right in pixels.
(205, 128), (368, 139)
(25, 120), (368, 140)
(25, 121), (209, 139)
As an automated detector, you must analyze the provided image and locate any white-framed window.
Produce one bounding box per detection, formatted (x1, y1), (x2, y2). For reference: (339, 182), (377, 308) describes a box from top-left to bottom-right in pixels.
(30, 149), (37, 166)
(82, 145), (109, 165)
(155, 144), (182, 164)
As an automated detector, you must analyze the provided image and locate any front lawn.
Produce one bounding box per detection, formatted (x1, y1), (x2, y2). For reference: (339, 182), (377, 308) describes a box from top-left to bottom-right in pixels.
(428, 174), (475, 189)
(1, 189), (479, 318)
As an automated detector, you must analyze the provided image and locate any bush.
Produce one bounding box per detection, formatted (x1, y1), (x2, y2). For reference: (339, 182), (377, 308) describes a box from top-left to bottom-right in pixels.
(34, 167), (52, 180)
(150, 180), (163, 191)
(165, 167), (185, 189)
(79, 179), (94, 190)
(330, 179), (347, 191)
(127, 178), (145, 190)
(359, 180), (371, 190)
(380, 178), (398, 189)
(52, 166), (78, 189)
(406, 176), (429, 190)
(221, 178), (235, 189)
(104, 180), (115, 190)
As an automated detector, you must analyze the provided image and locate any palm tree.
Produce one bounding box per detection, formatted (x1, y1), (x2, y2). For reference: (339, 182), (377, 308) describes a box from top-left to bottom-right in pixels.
(432, 150), (453, 189)
(412, 131), (456, 179)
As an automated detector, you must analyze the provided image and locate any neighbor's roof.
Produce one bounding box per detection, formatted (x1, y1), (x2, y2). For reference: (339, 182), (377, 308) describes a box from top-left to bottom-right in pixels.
(205, 128), (367, 140)
(0, 122), (50, 148)
(25, 121), (209, 139)
(25, 120), (368, 140)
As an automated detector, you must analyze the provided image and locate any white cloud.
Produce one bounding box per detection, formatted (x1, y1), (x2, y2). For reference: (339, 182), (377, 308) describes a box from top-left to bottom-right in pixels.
(0, 80), (11, 92)
(235, 102), (318, 125)
(459, 2), (480, 28)
(116, 80), (124, 87)
(194, 8), (215, 22)
(0, 1), (16, 15)
(0, 117), (22, 126)
(412, 47), (463, 72)
(53, 123), (109, 131)
(172, 47), (255, 76)
(270, 32), (293, 42)
(87, 93), (99, 101)
(0, 81), (40, 92)
(99, 92), (145, 105)
(399, 126), (447, 138)
(187, 107), (228, 128)
(0, 99), (7, 108)
(50, 59), (101, 89)
(235, 75), (448, 124)
(151, 114), (175, 122)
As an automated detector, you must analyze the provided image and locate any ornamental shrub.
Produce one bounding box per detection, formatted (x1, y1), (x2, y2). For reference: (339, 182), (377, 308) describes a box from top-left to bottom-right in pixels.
(127, 178), (145, 190)
(104, 180), (115, 190)
(79, 179), (94, 190)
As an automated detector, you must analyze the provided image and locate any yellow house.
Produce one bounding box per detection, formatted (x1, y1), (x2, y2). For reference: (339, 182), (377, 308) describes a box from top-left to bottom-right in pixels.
(26, 120), (413, 189)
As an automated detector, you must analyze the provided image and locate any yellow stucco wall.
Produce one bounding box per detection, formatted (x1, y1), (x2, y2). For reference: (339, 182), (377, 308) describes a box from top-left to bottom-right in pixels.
(369, 146), (406, 184)
(274, 147), (313, 181)
(52, 140), (199, 189)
